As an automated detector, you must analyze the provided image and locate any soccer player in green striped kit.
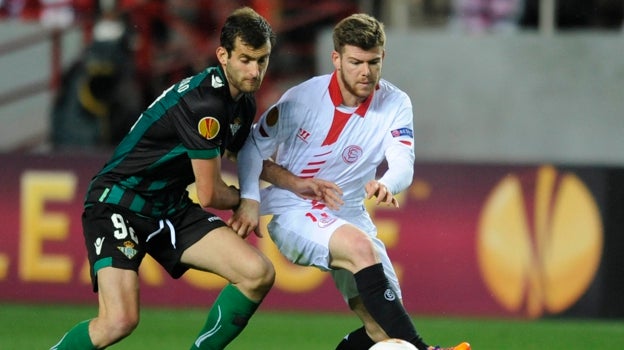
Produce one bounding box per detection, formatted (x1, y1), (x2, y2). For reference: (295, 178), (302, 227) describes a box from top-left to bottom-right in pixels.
(51, 7), (276, 350)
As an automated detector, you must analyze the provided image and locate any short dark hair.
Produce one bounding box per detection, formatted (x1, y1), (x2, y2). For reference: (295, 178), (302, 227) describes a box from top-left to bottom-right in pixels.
(333, 13), (386, 53)
(220, 7), (276, 54)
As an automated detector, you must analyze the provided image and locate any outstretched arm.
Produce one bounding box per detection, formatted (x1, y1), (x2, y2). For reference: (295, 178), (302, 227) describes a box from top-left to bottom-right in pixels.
(261, 160), (344, 210)
(229, 130), (265, 238)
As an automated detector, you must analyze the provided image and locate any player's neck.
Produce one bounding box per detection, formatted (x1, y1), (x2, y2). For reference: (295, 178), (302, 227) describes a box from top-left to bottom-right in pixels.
(339, 89), (366, 107)
(336, 75), (366, 107)
(230, 86), (244, 101)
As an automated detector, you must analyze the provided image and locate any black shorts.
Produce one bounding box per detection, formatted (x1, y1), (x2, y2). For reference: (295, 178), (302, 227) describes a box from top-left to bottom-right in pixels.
(82, 202), (227, 292)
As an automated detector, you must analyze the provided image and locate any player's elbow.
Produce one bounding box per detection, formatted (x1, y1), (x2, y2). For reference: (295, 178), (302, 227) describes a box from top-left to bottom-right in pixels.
(196, 189), (216, 209)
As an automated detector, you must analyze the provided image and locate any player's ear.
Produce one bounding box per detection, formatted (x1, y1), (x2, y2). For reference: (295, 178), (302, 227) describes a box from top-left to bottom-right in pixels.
(216, 46), (228, 65)
(331, 50), (341, 71)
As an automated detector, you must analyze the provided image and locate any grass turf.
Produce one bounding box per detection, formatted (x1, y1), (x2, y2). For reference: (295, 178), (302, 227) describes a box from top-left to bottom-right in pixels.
(1, 303), (622, 349)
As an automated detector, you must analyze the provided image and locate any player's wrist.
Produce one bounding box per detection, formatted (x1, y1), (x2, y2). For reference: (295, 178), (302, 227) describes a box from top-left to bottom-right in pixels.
(229, 185), (241, 211)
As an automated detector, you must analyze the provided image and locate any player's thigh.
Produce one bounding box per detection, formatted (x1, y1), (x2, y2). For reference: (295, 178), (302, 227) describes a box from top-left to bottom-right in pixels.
(328, 223), (380, 272)
(82, 204), (149, 291)
(268, 210), (348, 270)
(180, 225), (272, 283)
(96, 267), (140, 320)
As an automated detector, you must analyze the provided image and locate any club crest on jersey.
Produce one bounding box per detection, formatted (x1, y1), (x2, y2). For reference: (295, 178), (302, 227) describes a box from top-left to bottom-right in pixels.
(317, 213), (337, 228)
(198, 117), (220, 140)
(342, 145), (363, 164)
(230, 117), (242, 136)
(118, 241), (138, 260)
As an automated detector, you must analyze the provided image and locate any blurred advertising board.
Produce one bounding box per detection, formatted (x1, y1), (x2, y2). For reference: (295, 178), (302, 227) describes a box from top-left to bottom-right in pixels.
(1, 153), (622, 318)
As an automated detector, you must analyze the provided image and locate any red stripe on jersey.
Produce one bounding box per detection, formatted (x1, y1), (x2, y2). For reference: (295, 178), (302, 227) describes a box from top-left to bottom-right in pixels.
(322, 110), (351, 146)
(400, 140), (412, 146)
(314, 150), (332, 157)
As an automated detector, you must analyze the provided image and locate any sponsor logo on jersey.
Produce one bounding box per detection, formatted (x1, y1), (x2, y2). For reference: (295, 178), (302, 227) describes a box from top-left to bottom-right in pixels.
(207, 215), (223, 222)
(297, 128), (311, 143)
(211, 75), (224, 88)
(342, 145), (363, 164)
(94, 237), (105, 256)
(391, 127), (413, 138)
(198, 117), (220, 140)
(118, 241), (138, 260)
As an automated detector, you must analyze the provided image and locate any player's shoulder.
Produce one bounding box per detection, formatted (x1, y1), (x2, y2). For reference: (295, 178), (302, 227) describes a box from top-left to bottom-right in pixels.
(284, 74), (331, 99)
(376, 79), (411, 104)
(182, 67), (231, 109)
(378, 78), (408, 95)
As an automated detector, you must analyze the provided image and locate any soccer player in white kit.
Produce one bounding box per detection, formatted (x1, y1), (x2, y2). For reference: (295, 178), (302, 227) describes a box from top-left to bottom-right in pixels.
(231, 13), (471, 350)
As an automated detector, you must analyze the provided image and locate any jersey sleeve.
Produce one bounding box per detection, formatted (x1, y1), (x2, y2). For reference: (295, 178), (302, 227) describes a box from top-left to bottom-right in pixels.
(378, 93), (415, 195)
(238, 95), (298, 201)
(171, 84), (226, 160)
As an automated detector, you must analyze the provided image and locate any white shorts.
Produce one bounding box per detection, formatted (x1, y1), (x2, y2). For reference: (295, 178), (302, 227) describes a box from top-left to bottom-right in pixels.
(266, 208), (402, 302)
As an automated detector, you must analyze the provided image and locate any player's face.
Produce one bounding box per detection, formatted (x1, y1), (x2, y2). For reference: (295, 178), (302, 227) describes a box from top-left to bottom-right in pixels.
(218, 37), (272, 97)
(332, 44), (384, 106)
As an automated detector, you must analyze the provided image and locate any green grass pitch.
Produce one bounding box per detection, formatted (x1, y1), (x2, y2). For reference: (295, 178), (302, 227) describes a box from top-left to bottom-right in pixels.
(1, 303), (622, 349)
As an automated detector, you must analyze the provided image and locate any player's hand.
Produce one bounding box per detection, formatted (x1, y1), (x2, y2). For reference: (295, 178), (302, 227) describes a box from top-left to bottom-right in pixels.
(365, 180), (399, 208)
(291, 178), (344, 210)
(228, 198), (262, 238)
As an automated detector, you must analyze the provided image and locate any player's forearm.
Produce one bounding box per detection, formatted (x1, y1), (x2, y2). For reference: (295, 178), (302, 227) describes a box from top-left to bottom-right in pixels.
(238, 136), (264, 202)
(379, 154), (414, 195)
(216, 183), (242, 210)
(260, 160), (299, 191)
(196, 181), (240, 210)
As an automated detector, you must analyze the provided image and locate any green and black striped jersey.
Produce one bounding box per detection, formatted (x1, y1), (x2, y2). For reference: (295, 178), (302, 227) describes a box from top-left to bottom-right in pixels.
(84, 65), (255, 218)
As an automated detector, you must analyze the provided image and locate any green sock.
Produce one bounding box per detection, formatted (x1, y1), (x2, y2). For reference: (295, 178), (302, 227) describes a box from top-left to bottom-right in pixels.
(50, 320), (96, 350)
(190, 284), (260, 350)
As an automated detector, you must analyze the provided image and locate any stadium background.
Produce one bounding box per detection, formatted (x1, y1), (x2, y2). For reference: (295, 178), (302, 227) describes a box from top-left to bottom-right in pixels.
(1, 0), (623, 343)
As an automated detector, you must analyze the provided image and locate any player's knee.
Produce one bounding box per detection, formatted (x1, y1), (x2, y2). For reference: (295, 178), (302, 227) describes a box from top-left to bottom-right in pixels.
(244, 254), (275, 296)
(102, 312), (139, 344)
(348, 234), (378, 267)
(256, 256), (276, 293)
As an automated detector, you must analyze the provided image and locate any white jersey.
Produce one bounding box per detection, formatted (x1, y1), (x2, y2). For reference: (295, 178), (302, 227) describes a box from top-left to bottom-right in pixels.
(239, 72), (415, 217)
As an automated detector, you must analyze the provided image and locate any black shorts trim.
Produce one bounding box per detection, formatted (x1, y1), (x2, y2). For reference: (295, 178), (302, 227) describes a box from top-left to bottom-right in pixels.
(83, 202), (227, 292)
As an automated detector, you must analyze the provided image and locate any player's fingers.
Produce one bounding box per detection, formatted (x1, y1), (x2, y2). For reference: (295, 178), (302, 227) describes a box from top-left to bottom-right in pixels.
(391, 197), (399, 208)
(237, 223), (253, 239)
(365, 181), (378, 199)
(324, 188), (344, 206)
(318, 179), (343, 195)
(229, 218), (240, 231)
(375, 185), (388, 205)
(253, 228), (264, 238)
(310, 180), (340, 198)
(323, 195), (341, 210)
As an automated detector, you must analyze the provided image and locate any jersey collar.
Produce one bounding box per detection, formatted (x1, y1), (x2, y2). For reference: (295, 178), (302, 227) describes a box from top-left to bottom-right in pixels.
(328, 71), (375, 118)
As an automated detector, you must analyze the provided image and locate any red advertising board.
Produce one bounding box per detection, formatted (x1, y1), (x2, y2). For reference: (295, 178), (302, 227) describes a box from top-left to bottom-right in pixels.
(0, 153), (611, 318)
